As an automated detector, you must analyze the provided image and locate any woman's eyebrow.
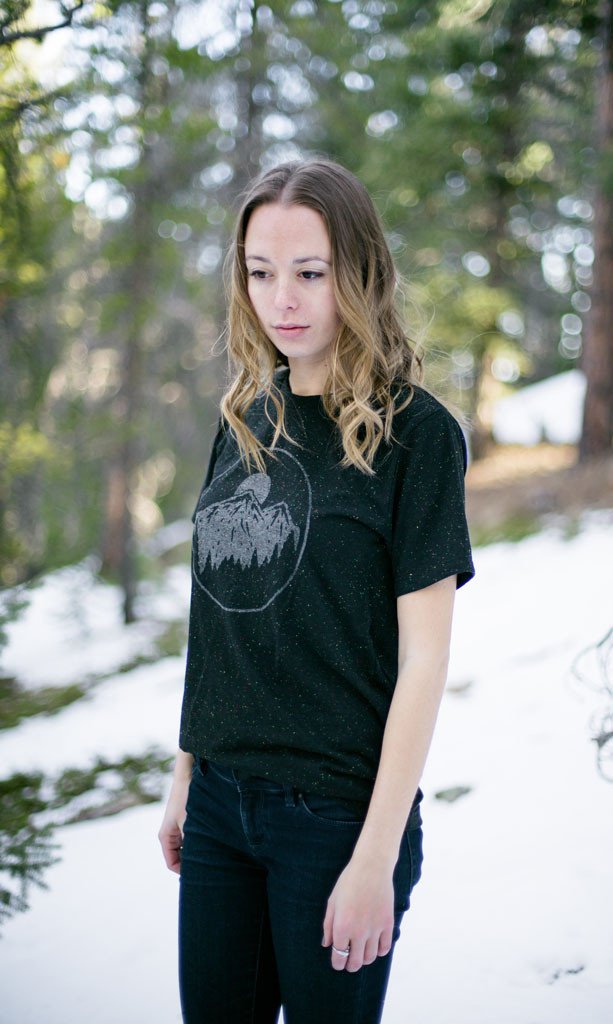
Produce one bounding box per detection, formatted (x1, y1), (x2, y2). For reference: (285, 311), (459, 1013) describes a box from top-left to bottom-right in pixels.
(245, 255), (331, 265)
(293, 256), (331, 265)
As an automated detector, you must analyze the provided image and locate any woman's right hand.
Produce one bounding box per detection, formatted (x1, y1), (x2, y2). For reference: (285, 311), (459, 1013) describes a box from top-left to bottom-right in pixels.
(158, 750), (194, 875)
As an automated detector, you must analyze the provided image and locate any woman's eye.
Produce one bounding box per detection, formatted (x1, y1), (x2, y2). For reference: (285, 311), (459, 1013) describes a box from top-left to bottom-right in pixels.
(248, 269), (323, 281)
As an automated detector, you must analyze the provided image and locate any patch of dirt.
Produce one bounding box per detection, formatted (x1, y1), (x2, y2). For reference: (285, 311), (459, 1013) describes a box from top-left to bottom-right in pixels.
(465, 444), (613, 535)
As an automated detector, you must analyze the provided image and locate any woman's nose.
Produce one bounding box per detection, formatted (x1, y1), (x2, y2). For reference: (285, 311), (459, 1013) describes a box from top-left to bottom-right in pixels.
(273, 279), (298, 310)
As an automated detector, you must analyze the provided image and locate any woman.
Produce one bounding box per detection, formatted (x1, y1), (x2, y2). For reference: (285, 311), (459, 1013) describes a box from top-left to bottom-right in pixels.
(159, 158), (475, 1023)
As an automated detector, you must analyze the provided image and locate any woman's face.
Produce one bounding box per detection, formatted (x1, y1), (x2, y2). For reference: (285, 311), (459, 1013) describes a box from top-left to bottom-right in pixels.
(244, 202), (340, 373)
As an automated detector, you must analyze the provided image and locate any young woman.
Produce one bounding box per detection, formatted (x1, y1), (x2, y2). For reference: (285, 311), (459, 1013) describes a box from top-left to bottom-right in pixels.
(159, 158), (475, 1024)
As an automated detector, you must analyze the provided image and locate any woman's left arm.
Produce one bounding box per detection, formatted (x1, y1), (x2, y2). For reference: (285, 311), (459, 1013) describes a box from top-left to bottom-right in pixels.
(322, 573), (457, 972)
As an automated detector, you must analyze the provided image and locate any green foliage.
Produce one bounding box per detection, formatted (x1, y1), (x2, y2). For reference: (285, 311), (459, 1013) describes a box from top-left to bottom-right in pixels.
(0, 421), (73, 584)
(0, 586), (28, 658)
(0, 746), (174, 931)
(0, 771), (61, 931)
(153, 618), (188, 660)
(0, 0), (606, 587)
(0, 677), (87, 731)
(50, 748), (174, 808)
(0, 612), (187, 731)
(0, 422), (55, 482)
(472, 513), (544, 546)
(593, 142), (613, 195)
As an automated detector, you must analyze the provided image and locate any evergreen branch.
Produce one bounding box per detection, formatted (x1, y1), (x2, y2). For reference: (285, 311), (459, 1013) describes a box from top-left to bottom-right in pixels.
(0, 0), (88, 46)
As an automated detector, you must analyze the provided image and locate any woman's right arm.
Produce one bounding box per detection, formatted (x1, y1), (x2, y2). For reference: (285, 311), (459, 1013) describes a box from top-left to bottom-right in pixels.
(158, 749), (194, 874)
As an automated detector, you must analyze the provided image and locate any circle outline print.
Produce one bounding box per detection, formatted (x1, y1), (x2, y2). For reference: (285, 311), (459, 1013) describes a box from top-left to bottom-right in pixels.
(192, 447), (312, 613)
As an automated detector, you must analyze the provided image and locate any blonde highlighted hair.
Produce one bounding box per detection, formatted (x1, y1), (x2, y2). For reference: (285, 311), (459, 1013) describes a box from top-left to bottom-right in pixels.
(219, 159), (425, 476)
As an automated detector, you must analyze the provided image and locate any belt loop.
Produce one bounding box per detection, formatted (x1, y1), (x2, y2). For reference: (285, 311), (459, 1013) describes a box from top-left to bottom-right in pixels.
(284, 785), (299, 807)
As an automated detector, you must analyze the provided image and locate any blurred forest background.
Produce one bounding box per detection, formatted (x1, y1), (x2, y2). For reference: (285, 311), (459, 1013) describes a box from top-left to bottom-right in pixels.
(1, 0), (612, 622)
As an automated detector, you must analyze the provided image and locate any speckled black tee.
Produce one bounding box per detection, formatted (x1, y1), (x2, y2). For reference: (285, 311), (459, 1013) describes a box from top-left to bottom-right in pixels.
(178, 368), (475, 803)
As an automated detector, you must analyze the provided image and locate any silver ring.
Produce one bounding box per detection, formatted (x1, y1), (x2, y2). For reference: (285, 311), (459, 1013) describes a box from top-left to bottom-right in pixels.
(332, 944), (351, 957)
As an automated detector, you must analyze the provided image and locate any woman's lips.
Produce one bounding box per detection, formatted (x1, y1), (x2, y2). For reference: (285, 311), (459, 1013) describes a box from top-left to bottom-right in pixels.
(273, 324), (309, 336)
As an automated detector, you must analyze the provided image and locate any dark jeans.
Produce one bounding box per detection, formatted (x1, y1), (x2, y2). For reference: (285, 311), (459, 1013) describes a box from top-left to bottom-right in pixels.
(179, 757), (424, 1024)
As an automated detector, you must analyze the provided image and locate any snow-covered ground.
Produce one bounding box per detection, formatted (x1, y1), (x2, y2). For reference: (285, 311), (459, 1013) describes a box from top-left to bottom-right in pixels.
(491, 369), (586, 446)
(1, 509), (612, 1024)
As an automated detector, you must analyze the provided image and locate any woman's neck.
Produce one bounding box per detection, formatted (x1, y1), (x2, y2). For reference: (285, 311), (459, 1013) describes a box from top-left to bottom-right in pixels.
(287, 364), (327, 397)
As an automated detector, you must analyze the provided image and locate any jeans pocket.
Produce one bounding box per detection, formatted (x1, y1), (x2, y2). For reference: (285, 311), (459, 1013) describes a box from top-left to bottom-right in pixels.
(404, 816), (424, 890)
(391, 795), (424, 915)
(297, 791), (368, 826)
(192, 756), (209, 779)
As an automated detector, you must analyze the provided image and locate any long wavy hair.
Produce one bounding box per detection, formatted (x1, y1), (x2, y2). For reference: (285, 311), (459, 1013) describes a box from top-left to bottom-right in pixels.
(219, 159), (425, 476)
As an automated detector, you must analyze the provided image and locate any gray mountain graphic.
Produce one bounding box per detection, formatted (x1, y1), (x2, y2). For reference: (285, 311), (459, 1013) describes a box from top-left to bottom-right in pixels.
(195, 472), (300, 573)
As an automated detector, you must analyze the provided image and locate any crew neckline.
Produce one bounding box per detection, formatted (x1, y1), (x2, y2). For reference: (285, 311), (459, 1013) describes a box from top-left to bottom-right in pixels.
(290, 389), (323, 399)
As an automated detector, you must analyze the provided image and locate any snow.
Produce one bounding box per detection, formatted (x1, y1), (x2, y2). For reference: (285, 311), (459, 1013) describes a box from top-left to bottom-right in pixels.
(0, 655), (185, 776)
(1, 509), (613, 1023)
(0, 558), (191, 690)
(491, 369), (586, 445)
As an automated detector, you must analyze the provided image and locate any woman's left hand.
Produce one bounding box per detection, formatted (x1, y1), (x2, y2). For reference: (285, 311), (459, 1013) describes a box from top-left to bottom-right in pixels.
(321, 854), (395, 972)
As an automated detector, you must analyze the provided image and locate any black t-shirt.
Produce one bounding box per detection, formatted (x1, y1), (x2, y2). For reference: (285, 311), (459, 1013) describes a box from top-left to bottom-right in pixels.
(179, 368), (475, 803)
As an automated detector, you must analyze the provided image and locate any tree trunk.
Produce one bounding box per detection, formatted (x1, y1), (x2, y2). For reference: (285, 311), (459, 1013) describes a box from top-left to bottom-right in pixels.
(100, 0), (158, 622)
(579, 0), (613, 460)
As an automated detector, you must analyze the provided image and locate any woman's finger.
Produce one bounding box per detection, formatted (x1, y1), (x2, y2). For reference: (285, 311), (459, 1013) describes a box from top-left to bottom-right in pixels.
(363, 935), (380, 965)
(330, 934), (353, 971)
(377, 929), (393, 958)
(343, 937), (366, 973)
(158, 826), (183, 873)
(321, 898), (334, 948)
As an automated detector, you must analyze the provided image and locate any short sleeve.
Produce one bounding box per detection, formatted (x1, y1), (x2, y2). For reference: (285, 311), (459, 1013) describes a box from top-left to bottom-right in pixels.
(391, 407), (475, 596)
(190, 414), (226, 523)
